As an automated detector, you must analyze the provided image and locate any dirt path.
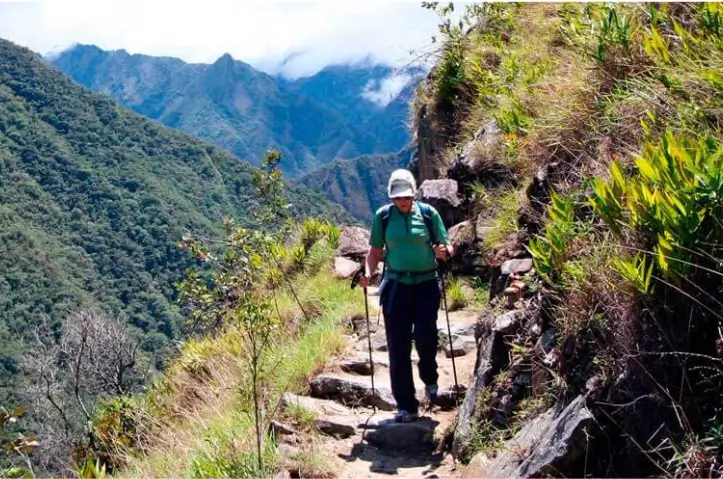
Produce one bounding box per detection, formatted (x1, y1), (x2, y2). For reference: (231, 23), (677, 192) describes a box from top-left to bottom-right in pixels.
(278, 285), (481, 478)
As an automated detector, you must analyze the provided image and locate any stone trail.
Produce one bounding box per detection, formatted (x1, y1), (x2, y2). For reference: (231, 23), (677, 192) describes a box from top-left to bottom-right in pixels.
(275, 285), (480, 479)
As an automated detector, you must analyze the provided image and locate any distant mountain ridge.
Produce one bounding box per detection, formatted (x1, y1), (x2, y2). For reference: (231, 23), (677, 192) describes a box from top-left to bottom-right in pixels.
(50, 44), (423, 178)
(298, 144), (416, 223)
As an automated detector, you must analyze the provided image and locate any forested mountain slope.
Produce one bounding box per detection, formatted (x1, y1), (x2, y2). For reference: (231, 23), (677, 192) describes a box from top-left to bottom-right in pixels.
(0, 37), (352, 403)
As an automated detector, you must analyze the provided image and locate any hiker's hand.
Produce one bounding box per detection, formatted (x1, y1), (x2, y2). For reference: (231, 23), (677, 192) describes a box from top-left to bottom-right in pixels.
(358, 274), (371, 288)
(434, 244), (450, 260)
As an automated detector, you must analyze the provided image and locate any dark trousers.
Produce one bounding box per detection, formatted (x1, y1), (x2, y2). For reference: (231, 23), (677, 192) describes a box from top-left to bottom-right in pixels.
(380, 278), (441, 414)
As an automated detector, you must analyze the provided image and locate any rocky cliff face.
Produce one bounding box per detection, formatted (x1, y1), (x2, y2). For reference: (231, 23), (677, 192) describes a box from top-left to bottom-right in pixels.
(404, 3), (723, 477)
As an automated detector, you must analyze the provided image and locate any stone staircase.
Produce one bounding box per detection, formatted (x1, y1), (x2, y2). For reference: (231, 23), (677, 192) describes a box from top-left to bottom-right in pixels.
(274, 286), (481, 478)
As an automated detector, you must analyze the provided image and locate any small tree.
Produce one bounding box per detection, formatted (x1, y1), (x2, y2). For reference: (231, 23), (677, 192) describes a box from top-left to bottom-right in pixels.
(176, 149), (292, 473)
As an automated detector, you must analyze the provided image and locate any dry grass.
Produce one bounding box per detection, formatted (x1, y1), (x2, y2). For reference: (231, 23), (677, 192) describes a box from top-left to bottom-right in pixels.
(104, 262), (361, 478)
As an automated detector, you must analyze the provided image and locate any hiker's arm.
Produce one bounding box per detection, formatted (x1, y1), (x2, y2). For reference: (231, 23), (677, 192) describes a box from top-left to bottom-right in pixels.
(365, 246), (384, 277)
(432, 209), (454, 259)
(362, 210), (385, 283)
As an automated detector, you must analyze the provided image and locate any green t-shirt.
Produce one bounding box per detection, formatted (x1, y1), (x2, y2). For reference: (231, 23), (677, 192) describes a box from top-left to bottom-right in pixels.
(369, 202), (450, 284)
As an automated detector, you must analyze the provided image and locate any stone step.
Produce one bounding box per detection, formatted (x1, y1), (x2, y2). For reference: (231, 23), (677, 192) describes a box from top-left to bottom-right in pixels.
(361, 415), (439, 450)
(309, 374), (396, 411)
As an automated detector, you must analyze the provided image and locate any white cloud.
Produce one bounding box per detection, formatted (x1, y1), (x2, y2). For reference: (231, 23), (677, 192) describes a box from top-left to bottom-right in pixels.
(361, 73), (412, 107)
(0, 0), (465, 79)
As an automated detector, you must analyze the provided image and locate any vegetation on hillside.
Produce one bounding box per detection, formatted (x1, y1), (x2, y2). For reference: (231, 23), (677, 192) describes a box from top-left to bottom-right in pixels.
(12, 150), (365, 478)
(0, 37), (352, 421)
(419, 2), (723, 476)
(298, 145), (415, 223)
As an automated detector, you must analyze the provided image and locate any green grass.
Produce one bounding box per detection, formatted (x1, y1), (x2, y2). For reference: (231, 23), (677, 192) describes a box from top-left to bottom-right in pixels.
(107, 259), (362, 478)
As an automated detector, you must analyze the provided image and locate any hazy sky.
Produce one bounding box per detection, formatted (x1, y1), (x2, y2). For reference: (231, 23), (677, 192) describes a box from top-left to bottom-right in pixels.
(0, 1), (460, 79)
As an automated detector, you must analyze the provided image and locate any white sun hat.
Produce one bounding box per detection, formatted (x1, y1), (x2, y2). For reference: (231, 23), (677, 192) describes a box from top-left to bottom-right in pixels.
(387, 169), (417, 198)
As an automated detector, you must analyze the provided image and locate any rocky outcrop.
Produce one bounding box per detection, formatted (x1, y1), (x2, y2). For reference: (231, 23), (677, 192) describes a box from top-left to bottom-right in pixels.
(412, 98), (456, 184)
(447, 217), (498, 276)
(416, 178), (464, 227)
(446, 120), (518, 198)
(464, 396), (594, 478)
(452, 327), (510, 458)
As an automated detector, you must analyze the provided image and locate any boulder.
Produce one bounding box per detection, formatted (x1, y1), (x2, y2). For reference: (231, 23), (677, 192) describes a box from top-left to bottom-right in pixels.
(334, 257), (360, 279)
(493, 310), (524, 335)
(515, 396), (594, 477)
(415, 179), (463, 227)
(501, 258), (534, 276)
(469, 408), (555, 478)
(470, 396), (595, 478)
(447, 220), (488, 276)
(309, 375), (395, 411)
(337, 226), (370, 261)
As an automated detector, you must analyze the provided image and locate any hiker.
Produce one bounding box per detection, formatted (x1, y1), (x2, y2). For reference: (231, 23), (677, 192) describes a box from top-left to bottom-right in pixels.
(358, 169), (454, 423)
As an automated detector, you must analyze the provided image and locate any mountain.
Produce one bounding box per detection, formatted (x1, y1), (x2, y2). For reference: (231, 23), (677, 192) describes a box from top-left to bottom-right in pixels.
(298, 144), (415, 223)
(283, 61), (419, 153)
(49, 45), (423, 178)
(0, 37), (352, 399)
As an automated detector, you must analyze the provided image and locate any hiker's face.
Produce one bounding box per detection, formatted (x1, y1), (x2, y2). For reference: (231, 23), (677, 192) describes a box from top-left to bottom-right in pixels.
(393, 196), (413, 213)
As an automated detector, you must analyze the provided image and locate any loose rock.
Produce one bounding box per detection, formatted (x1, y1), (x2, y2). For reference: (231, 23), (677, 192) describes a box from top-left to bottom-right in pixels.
(501, 258), (534, 276)
(340, 358), (387, 376)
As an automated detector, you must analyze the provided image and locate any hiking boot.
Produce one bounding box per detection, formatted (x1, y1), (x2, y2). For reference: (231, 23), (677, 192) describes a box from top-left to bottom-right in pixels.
(425, 384), (438, 402)
(394, 410), (419, 423)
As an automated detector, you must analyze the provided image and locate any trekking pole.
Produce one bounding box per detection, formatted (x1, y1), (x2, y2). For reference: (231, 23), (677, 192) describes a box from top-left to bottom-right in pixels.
(438, 259), (460, 405)
(351, 268), (377, 412)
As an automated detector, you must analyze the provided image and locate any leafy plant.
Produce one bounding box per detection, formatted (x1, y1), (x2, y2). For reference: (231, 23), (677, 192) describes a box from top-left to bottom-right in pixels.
(591, 130), (723, 285)
(526, 192), (576, 283)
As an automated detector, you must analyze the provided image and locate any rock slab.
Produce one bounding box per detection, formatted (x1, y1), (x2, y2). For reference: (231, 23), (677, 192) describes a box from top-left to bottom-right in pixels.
(309, 375), (395, 411)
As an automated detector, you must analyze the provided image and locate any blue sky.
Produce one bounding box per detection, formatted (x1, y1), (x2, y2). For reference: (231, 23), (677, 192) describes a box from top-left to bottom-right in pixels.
(0, 1), (463, 78)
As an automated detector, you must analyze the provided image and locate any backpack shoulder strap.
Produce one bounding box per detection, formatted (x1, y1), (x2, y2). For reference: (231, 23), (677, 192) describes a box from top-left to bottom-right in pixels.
(380, 204), (393, 246)
(417, 202), (437, 245)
